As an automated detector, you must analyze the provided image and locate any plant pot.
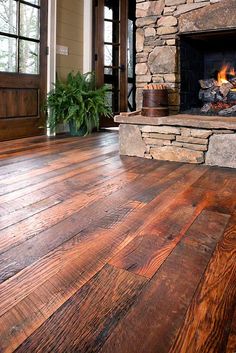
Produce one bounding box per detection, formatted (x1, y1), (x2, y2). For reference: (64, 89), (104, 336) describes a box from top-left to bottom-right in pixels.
(69, 121), (86, 136)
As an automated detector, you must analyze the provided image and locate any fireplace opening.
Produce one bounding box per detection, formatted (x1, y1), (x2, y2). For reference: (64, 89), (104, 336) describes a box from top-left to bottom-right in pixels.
(180, 30), (236, 116)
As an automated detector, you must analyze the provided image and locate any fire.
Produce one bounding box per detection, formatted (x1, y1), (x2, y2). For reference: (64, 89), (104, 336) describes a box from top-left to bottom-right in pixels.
(229, 67), (235, 76)
(217, 63), (235, 85)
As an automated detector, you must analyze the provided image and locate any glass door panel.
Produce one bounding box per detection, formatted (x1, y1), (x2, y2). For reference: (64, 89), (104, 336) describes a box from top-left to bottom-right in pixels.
(127, 14), (135, 111)
(0, 0), (41, 75)
(20, 3), (40, 40)
(0, 35), (17, 72)
(103, 1), (120, 114)
(0, 0), (17, 34)
(94, 0), (136, 125)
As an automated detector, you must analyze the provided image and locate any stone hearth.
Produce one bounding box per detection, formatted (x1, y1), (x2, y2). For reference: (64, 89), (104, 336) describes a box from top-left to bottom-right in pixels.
(135, 0), (236, 114)
(115, 113), (236, 168)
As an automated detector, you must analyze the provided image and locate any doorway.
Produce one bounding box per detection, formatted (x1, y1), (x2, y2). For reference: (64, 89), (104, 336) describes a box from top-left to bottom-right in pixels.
(0, 0), (48, 141)
(93, 0), (136, 127)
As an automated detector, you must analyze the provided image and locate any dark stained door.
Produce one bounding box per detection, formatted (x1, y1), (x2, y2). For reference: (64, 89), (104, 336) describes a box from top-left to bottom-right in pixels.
(0, 0), (47, 141)
(94, 0), (136, 127)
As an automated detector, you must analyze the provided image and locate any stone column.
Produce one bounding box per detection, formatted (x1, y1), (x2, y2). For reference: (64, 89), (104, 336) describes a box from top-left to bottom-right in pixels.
(135, 0), (216, 114)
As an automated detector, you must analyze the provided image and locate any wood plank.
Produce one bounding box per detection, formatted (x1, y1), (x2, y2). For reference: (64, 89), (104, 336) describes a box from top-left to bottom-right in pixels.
(0, 236), (147, 353)
(0, 194), (63, 231)
(0, 171), (140, 255)
(99, 210), (230, 353)
(0, 166), (207, 350)
(192, 166), (236, 194)
(0, 199), (143, 285)
(0, 227), (129, 352)
(169, 214), (236, 353)
(0, 133), (234, 353)
(226, 308), (236, 353)
(14, 264), (147, 353)
(0, 152), (118, 186)
(0, 192), (93, 254)
(0, 133), (118, 169)
(0, 145), (119, 201)
(0, 161), (180, 283)
(109, 182), (220, 278)
(0, 151), (119, 216)
(0, 163), (203, 282)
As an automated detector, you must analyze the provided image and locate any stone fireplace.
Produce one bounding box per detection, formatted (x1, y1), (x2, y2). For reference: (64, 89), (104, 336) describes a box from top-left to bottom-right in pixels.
(114, 0), (236, 168)
(135, 0), (236, 115)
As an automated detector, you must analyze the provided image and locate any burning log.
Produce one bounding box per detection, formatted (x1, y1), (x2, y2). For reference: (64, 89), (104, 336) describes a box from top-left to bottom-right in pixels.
(219, 104), (236, 116)
(228, 90), (236, 102)
(198, 86), (225, 103)
(219, 82), (233, 97)
(229, 77), (236, 87)
(199, 88), (216, 102)
(200, 103), (212, 113)
(199, 78), (217, 89)
(198, 63), (236, 116)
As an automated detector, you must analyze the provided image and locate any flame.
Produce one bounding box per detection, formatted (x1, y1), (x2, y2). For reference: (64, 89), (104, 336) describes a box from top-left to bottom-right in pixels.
(217, 64), (235, 85)
(229, 67), (235, 76)
(218, 64), (229, 84)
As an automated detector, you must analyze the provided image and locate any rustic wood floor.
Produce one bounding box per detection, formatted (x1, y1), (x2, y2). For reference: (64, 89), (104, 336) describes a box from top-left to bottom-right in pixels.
(0, 132), (235, 353)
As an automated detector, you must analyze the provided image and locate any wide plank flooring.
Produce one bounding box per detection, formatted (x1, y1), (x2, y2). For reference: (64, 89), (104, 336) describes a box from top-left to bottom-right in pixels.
(0, 132), (235, 353)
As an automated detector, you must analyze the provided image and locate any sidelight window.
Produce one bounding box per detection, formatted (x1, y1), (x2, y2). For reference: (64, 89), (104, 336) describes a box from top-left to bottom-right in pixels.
(0, 0), (40, 74)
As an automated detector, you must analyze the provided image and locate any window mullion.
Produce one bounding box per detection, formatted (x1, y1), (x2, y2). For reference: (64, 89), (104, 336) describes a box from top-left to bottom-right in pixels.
(17, 0), (20, 73)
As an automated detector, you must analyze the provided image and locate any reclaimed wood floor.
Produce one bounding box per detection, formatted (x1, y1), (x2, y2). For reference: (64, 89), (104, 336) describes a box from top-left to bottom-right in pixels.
(0, 132), (235, 353)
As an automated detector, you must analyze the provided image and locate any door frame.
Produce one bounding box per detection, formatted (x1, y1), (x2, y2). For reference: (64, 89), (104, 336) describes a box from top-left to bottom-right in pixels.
(83, 0), (93, 73)
(93, 0), (128, 111)
(93, 0), (136, 126)
(47, 0), (57, 136)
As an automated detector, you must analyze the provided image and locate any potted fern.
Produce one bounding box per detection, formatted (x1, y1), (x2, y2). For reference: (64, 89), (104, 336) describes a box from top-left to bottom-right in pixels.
(46, 71), (112, 136)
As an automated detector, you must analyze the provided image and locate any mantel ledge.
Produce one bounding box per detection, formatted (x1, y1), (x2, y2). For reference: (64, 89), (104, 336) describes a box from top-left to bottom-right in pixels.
(114, 113), (236, 130)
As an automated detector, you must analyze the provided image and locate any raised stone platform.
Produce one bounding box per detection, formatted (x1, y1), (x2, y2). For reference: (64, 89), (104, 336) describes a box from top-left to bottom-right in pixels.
(115, 112), (236, 168)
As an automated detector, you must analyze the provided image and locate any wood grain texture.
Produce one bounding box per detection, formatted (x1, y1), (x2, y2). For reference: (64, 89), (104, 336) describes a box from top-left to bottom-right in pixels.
(226, 308), (236, 353)
(109, 186), (211, 278)
(99, 210), (230, 353)
(0, 132), (234, 353)
(170, 214), (236, 353)
(15, 264), (147, 353)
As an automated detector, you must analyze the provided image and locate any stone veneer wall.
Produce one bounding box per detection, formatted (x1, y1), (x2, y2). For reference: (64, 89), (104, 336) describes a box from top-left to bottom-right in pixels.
(135, 0), (224, 114)
(119, 124), (236, 167)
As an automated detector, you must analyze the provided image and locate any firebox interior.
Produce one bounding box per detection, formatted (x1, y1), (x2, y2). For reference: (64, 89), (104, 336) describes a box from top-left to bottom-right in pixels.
(179, 29), (236, 112)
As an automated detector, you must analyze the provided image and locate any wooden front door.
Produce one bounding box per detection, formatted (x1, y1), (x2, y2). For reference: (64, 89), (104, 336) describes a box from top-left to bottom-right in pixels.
(0, 0), (47, 141)
(94, 0), (136, 127)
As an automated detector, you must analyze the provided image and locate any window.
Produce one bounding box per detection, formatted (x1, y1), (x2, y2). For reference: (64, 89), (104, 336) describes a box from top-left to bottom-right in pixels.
(0, 0), (40, 74)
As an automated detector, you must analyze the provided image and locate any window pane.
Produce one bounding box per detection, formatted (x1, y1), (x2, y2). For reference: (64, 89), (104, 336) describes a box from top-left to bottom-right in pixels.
(23, 0), (40, 5)
(104, 66), (113, 75)
(104, 21), (112, 43)
(128, 83), (134, 111)
(0, 35), (17, 72)
(19, 40), (39, 74)
(104, 6), (112, 20)
(20, 3), (40, 39)
(0, 0), (17, 34)
(106, 91), (113, 108)
(104, 44), (113, 66)
(127, 19), (134, 78)
(104, 83), (112, 90)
